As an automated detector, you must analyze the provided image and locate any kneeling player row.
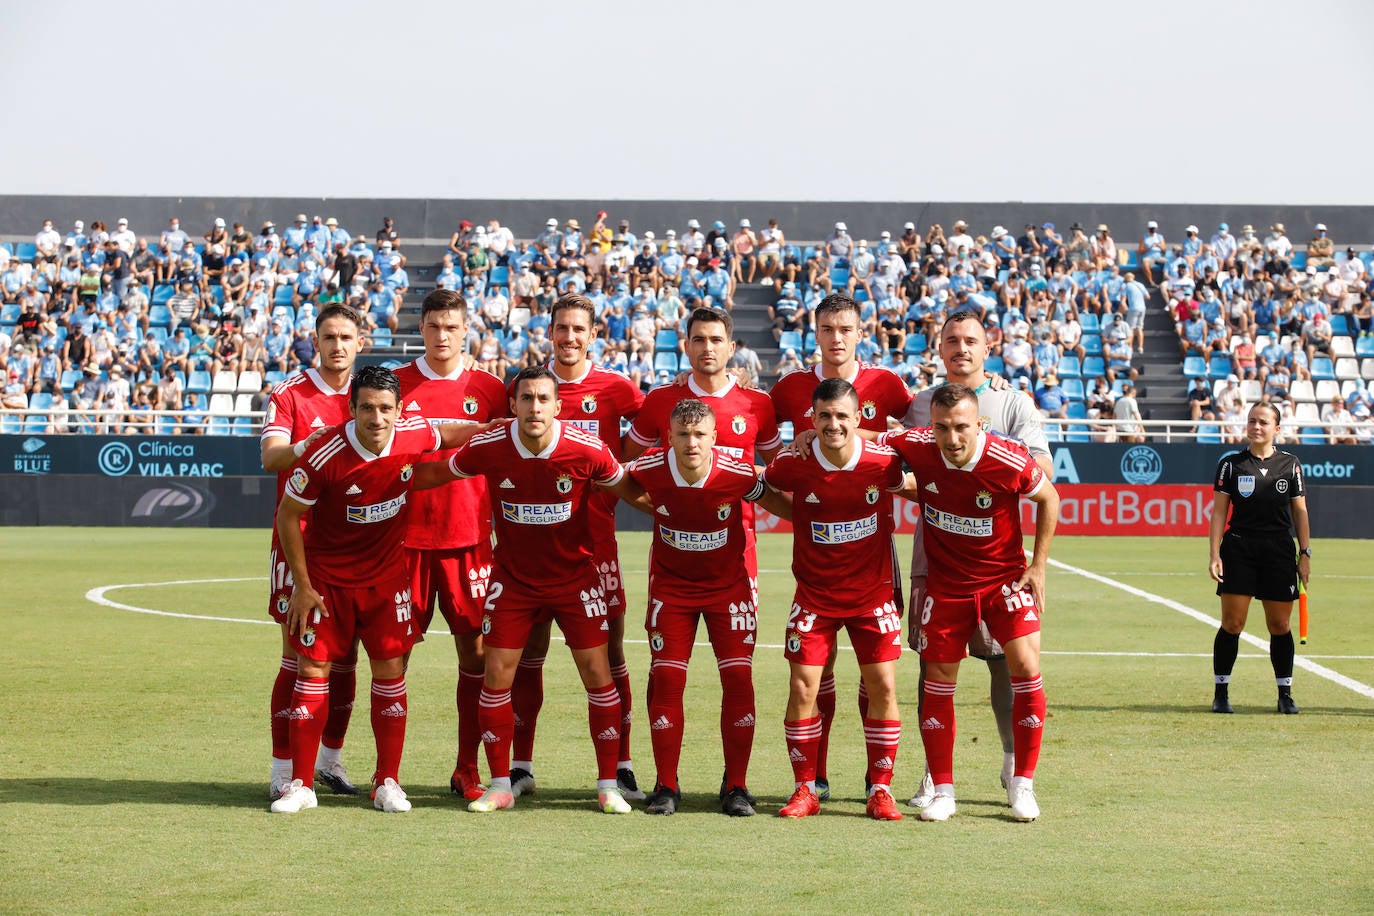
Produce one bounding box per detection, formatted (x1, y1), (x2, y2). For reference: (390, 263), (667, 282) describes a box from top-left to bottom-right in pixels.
(269, 366), (1058, 822)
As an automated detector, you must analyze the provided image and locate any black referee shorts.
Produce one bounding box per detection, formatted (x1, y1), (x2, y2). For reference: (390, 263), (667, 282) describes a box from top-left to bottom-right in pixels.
(1216, 531), (1299, 603)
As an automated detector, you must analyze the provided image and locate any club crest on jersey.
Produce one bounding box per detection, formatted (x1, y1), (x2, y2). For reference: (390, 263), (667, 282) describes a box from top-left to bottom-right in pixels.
(717, 502), (732, 521)
(861, 400), (877, 420)
(276, 595), (289, 615)
(1237, 475), (1256, 498)
(582, 394), (597, 414)
(650, 631), (664, 652)
(300, 628), (315, 647)
(975, 489), (993, 509)
(400, 463), (413, 482)
(463, 395), (480, 416)
(555, 474), (573, 495)
(865, 485), (880, 505)
(289, 468), (309, 494)
(980, 415), (993, 432)
(731, 415), (747, 435)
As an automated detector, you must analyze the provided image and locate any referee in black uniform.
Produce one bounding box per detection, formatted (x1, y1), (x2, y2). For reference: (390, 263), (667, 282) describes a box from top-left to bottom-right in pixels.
(1208, 403), (1311, 714)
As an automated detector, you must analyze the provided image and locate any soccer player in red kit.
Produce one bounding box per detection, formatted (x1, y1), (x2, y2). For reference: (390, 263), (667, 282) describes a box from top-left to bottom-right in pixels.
(761, 377), (915, 821)
(394, 289), (508, 801)
(507, 294), (646, 801)
(432, 367), (646, 814)
(260, 303), (363, 802)
(624, 398), (792, 817)
(884, 383), (1059, 822)
(768, 293), (912, 800)
(270, 366), (482, 814)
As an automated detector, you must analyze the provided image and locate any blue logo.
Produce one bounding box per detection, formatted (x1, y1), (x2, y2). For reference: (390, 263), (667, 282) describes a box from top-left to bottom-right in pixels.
(98, 441), (134, 477)
(1120, 445), (1163, 485)
(21, 437), (45, 454)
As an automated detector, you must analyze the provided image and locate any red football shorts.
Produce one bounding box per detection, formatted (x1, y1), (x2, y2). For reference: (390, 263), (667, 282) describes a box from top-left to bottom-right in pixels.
(644, 589), (757, 662)
(480, 567), (610, 652)
(291, 575), (418, 662)
(916, 578), (1042, 663)
(595, 548), (627, 622)
(267, 540), (294, 623)
(783, 598), (903, 667)
(408, 542), (493, 637)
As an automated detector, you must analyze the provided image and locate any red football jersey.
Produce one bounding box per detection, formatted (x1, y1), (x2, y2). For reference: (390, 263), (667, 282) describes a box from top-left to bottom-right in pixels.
(447, 419), (625, 599)
(762, 439), (905, 616)
(885, 428), (1045, 593)
(626, 446), (765, 605)
(286, 416), (441, 584)
(769, 363), (912, 434)
(261, 368), (353, 508)
(526, 363), (644, 551)
(395, 358), (509, 550)
(628, 376), (781, 463)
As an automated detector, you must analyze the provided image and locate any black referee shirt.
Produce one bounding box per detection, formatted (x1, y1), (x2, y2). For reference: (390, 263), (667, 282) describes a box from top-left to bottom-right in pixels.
(1214, 448), (1304, 535)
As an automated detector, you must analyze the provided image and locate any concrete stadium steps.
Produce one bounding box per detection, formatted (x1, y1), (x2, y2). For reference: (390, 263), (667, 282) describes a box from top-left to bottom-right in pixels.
(1136, 288), (1190, 420)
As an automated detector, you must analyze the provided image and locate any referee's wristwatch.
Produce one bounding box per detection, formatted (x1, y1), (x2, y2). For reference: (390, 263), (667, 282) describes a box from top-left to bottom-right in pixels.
(1298, 548), (1312, 558)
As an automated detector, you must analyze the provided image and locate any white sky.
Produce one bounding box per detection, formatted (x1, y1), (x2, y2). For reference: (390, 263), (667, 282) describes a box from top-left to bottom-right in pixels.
(3, 0), (1371, 204)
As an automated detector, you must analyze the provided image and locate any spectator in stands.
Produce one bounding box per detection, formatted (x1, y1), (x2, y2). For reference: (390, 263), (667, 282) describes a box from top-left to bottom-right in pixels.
(1104, 333), (1138, 384)
(1264, 361), (1292, 403)
(1034, 371), (1069, 419)
(240, 332), (266, 375)
(1264, 223), (1293, 276)
(1113, 382), (1145, 442)
(1229, 333), (1257, 380)
(1188, 377), (1214, 422)
(755, 218), (785, 286)
(1320, 269), (1348, 315)
(770, 282), (804, 342)
(1301, 310), (1333, 367)
(1284, 337), (1311, 381)
(631, 242), (659, 292)
(730, 220), (757, 284)
(702, 258), (734, 311)
(1032, 329), (1060, 381)
(728, 337), (763, 387)
(523, 324), (553, 368)
(1205, 317), (1230, 357)
(1136, 220), (1166, 285)
(1353, 291), (1373, 337)
(774, 347), (803, 377)
(1210, 223), (1238, 271)
(1001, 328), (1034, 384)
(1307, 223), (1335, 269)
(1322, 395), (1357, 444)
(1089, 224), (1116, 271)
(848, 241), (876, 299)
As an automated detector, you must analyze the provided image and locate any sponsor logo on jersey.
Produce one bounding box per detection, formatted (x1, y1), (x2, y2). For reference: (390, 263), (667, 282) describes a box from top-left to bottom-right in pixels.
(400, 463), (413, 482)
(865, 485), (880, 505)
(566, 418), (600, 436)
(581, 394), (597, 414)
(463, 396), (479, 415)
(501, 501), (573, 525)
(810, 513), (879, 544)
(1237, 475), (1256, 497)
(660, 525), (729, 552)
(861, 399), (877, 420)
(924, 481), (939, 494)
(499, 478), (514, 489)
(288, 467), (309, 494)
(347, 493), (407, 523)
(656, 504), (669, 516)
(346, 483), (362, 495)
(975, 489), (993, 509)
(310, 416), (325, 428)
(717, 502), (732, 520)
(555, 474), (573, 494)
(1024, 608), (1038, 622)
(731, 415), (747, 435)
(804, 492), (820, 504)
(923, 505), (993, 538)
(406, 400), (421, 412)
(1275, 478), (1289, 494)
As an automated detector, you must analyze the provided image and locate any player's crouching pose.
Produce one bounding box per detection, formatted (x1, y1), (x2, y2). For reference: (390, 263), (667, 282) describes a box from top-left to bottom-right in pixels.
(885, 384), (1059, 822)
(270, 366), (482, 814)
(761, 378), (917, 820)
(427, 367), (648, 814)
(624, 399), (793, 816)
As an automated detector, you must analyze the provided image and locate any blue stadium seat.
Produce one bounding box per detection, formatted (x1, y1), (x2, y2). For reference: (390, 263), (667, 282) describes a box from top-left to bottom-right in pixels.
(1081, 334), (1102, 355)
(266, 370), (287, 387)
(0, 304), (19, 323)
(1183, 356), (1209, 379)
(231, 417), (256, 436)
(489, 266), (509, 288)
(147, 327), (168, 344)
(1310, 357), (1336, 381)
(29, 392), (52, 411)
(1118, 249), (1140, 270)
(1066, 423), (1093, 442)
(1300, 426), (1325, 444)
(273, 285), (294, 306)
(22, 415), (47, 433)
(829, 268), (850, 288)
(209, 285), (225, 306)
(1110, 379), (1131, 398)
(854, 287), (869, 303)
(208, 416), (232, 436)
(984, 355), (1005, 376)
(1079, 313), (1100, 333)
(370, 327), (392, 348)
(904, 333), (927, 355)
(14, 242), (37, 262)
(1062, 378), (1085, 401)
(654, 329), (679, 352)
(60, 369), (81, 392)
(1197, 422), (1222, 444)
(679, 353), (692, 371)
(151, 284), (174, 305)
(0, 413), (21, 434)
(156, 414), (178, 435)
(187, 370), (212, 394)
(1208, 354), (1232, 378)
(1290, 252), (1307, 270)
(1329, 314), (1349, 336)
(778, 330), (803, 352)
(804, 331), (817, 352)
(147, 305), (172, 328)
(653, 352), (677, 373)
(1065, 400), (1088, 419)
(1358, 336), (1374, 358)
(1081, 356), (1105, 378)
(1058, 356), (1082, 378)
(1043, 423), (1063, 443)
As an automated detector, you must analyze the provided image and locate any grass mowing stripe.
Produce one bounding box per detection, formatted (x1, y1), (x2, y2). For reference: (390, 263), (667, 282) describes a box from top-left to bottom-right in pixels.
(1047, 554), (1374, 700)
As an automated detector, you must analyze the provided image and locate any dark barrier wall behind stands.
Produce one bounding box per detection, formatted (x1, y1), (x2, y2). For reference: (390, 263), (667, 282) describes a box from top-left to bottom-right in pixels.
(1, 436), (1370, 536)
(4, 196), (1374, 244)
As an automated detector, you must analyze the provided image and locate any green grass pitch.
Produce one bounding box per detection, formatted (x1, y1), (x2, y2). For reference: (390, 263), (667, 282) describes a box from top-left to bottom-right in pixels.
(2, 528), (1372, 913)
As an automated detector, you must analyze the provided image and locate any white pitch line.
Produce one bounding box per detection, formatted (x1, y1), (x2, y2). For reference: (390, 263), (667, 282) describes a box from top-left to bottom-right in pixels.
(1045, 556), (1374, 700)
(83, 578), (1374, 671)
